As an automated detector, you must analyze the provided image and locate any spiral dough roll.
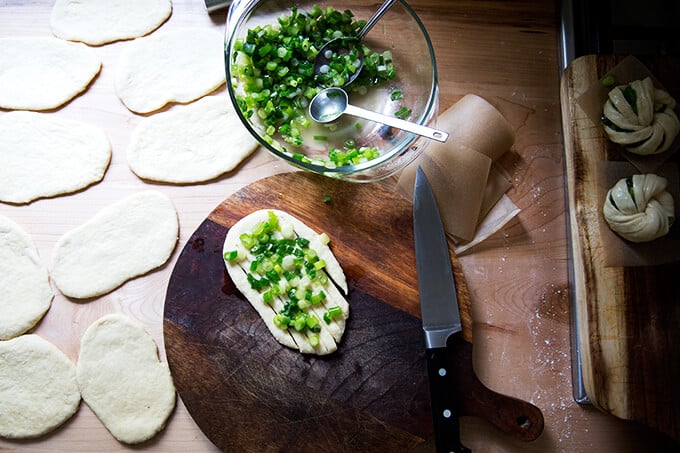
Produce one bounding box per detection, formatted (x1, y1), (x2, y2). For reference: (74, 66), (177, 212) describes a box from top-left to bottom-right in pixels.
(603, 173), (675, 242)
(602, 77), (679, 155)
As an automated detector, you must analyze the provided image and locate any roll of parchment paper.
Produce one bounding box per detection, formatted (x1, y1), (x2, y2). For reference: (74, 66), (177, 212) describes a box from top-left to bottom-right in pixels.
(397, 94), (515, 243)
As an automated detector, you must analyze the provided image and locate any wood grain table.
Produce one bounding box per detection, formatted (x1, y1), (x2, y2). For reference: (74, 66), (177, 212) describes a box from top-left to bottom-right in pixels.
(1, 0), (677, 451)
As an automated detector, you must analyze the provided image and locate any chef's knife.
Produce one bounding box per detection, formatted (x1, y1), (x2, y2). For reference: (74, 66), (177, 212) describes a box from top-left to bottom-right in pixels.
(414, 166), (471, 453)
(413, 166), (545, 451)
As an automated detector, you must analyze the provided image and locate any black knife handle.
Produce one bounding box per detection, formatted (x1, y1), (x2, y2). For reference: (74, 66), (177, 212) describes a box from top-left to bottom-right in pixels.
(426, 346), (472, 453)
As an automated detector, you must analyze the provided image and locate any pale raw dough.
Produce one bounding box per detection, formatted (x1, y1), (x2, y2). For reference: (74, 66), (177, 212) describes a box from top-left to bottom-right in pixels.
(115, 28), (225, 114)
(127, 96), (259, 183)
(0, 36), (101, 111)
(0, 216), (53, 340)
(76, 314), (175, 444)
(223, 210), (349, 355)
(50, 191), (179, 299)
(603, 77), (680, 155)
(50, 0), (172, 46)
(603, 173), (675, 242)
(0, 111), (111, 204)
(0, 335), (80, 439)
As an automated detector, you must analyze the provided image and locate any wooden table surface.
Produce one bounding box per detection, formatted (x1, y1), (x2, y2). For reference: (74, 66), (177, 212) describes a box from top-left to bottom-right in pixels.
(1, 0), (678, 451)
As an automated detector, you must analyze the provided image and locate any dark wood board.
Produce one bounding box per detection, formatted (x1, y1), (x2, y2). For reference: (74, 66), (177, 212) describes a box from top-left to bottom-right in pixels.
(561, 55), (680, 442)
(163, 172), (543, 451)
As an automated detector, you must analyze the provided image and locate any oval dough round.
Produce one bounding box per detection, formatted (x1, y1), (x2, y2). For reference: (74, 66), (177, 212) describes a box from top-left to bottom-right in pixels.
(115, 28), (225, 114)
(76, 314), (176, 444)
(223, 210), (349, 355)
(127, 96), (259, 183)
(0, 111), (111, 204)
(0, 215), (53, 340)
(0, 335), (80, 439)
(50, 191), (179, 299)
(603, 173), (675, 242)
(0, 36), (101, 111)
(50, 0), (172, 46)
(603, 77), (680, 155)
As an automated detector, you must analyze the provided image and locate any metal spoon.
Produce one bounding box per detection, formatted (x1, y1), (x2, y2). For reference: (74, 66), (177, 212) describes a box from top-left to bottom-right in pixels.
(313, 0), (397, 86)
(309, 87), (449, 142)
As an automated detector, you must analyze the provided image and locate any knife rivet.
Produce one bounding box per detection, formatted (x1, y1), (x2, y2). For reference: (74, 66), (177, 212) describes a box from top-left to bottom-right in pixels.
(443, 409), (452, 418)
(438, 368), (447, 376)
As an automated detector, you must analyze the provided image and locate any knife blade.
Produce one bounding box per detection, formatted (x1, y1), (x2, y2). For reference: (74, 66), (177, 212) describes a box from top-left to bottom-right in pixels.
(414, 166), (471, 453)
(413, 166), (545, 448)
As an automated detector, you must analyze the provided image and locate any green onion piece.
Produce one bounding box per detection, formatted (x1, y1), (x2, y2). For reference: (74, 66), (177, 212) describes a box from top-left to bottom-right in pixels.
(390, 90), (403, 101)
(323, 306), (343, 324)
(395, 107), (412, 119)
(273, 314), (290, 328)
(308, 333), (320, 347)
(601, 74), (616, 87)
(224, 250), (239, 261)
(318, 232), (330, 245)
(314, 135), (329, 141)
(314, 259), (326, 270)
(323, 194), (332, 203)
(263, 290), (274, 304)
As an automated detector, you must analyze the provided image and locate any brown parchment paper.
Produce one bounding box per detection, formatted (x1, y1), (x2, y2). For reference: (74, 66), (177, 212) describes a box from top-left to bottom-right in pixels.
(396, 94), (516, 244)
(576, 55), (680, 173)
(597, 161), (680, 266)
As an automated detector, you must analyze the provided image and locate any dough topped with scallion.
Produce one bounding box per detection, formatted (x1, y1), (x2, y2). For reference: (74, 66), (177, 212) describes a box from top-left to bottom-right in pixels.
(223, 210), (349, 355)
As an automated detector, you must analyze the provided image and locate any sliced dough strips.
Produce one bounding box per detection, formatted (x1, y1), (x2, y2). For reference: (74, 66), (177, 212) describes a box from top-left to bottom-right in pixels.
(76, 314), (176, 444)
(223, 210), (349, 355)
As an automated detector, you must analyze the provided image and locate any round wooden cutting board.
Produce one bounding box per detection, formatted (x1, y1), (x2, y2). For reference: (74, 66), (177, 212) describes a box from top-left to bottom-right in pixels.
(163, 171), (474, 451)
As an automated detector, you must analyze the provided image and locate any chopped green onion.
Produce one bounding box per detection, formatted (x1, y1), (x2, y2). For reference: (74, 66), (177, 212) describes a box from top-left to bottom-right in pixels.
(224, 250), (239, 261)
(601, 74), (616, 87)
(323, 306), (343, 324)
(395, 107), (412, 120)
(308, 333), (320, 347)
(390, 90), (403, 101)
(323, 194), (332, 204)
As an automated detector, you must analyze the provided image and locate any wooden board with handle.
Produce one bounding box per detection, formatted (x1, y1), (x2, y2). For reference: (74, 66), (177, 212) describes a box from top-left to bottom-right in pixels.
(561, 55), (680, 442)
(163, 171), (543, 451)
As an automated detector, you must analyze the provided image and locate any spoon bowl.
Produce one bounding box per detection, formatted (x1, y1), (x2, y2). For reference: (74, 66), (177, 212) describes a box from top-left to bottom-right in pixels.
(313, 0), (397, 86)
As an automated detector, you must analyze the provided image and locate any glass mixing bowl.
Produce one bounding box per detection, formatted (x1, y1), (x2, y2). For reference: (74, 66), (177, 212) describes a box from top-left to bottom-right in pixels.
(225, 0), (439, 182)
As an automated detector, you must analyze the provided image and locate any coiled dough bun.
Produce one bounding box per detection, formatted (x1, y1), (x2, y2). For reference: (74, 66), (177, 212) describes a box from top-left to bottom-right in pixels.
(602, 77), (679, 155)
(603, 173), (675, 243)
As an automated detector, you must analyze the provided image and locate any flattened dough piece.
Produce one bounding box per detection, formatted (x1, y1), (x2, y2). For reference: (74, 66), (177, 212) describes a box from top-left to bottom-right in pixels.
(51, 0), (172, 46)
(127, 96), (259, 183)
(0, 37), (101, 110)
(50, 191), (178, 299)
(0, 216), (53, 340)
(77, 314), (175, 444)
(0, 335), (80, 439)
(0, 112), (111, 204)
(115, 28), (225, 114)
(223, 210), (349, 355)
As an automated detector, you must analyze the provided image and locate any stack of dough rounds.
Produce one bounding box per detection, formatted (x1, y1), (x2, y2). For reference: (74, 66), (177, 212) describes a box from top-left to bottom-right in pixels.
(127, 96), (259, 183)
(0, 215), (53, 340)
(0, 36), (101, 110)
(0, 335), (80, 439)
(50, 0), (172, 46)
(603, 77), (679, 155)
(115, 28), (225, 114)
(76, 314), (176, 444)
(0, 111), (111, 204)
(50, 191), (179, 299)
(603, 173), (675, 243)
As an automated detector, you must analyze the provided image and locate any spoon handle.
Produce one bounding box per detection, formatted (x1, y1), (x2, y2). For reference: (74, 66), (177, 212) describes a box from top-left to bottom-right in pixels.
(357, 0), (398, 40)
(344, 104), (449, 142)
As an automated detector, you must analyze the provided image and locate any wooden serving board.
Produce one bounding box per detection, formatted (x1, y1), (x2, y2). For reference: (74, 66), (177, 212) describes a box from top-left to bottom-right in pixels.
(163, 172), (473, 451)
(561, 55), (680, 442)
